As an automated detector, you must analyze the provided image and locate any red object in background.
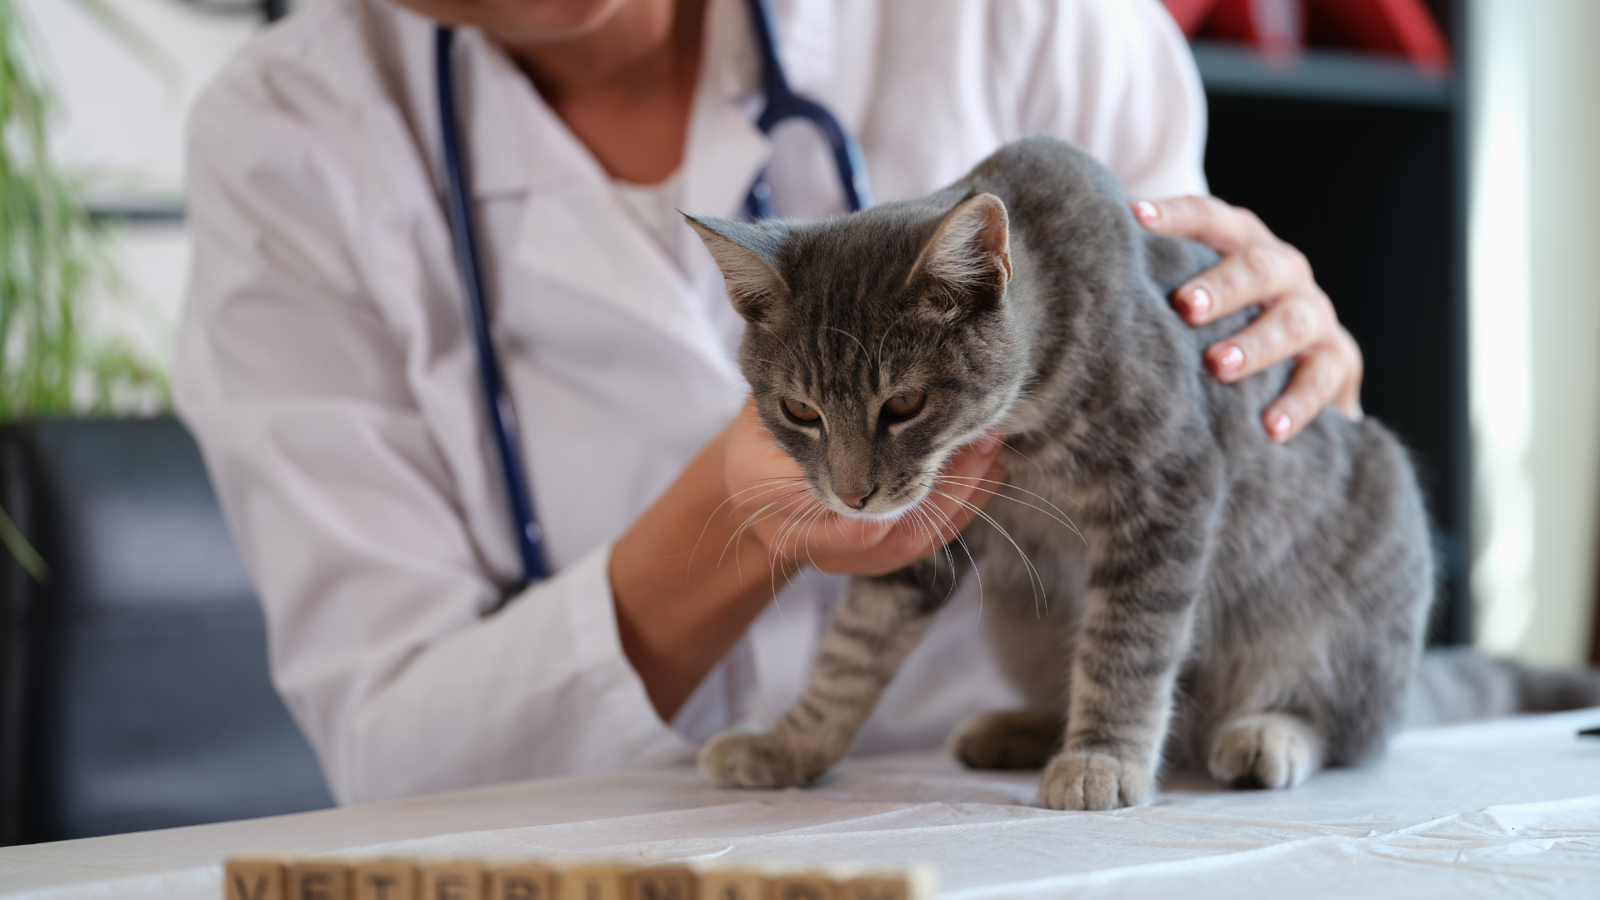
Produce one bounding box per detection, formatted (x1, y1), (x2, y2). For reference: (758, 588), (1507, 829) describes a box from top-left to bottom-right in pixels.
(1205, 0), (1305, 57)
(1307, 0), (1452, 70)
(1162, 0), (1222, 36)
(1161, 0), (1451, 71)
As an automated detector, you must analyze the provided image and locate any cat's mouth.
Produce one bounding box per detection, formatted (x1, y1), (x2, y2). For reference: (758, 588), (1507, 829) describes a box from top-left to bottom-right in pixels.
(812, 477), (935, 521)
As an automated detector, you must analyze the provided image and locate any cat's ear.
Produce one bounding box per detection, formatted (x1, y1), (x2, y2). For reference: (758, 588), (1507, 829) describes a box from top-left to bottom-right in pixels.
(907, 192), (1012, 316)
(683, 213), (789, 322)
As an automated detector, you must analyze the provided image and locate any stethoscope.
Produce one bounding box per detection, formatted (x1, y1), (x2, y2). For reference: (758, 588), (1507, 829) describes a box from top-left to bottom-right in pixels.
(434, 0), (872, 595)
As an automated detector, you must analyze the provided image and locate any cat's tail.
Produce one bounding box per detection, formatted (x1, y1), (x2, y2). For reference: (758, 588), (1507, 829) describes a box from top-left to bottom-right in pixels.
(1404, 647), (1600, 729)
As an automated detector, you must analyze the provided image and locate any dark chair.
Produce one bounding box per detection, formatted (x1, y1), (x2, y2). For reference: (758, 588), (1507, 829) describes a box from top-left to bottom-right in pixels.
(0, 416), (332, 845)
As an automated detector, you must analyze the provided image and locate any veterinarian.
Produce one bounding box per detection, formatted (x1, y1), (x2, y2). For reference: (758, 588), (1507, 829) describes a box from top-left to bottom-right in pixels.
(175, 0), (1363, 805)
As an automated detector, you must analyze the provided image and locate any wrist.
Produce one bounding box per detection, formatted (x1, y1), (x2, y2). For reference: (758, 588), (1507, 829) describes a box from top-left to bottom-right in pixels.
(610, 421), (794, 720)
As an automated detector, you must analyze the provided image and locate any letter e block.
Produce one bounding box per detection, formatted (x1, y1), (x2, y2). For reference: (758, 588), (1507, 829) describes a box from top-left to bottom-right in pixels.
(489, 864), (556, 900)
(226, 858), (284, 900)
(420, 861), (485, 900)
(355, 860), (417, 900)
(288, 861), (351, 900)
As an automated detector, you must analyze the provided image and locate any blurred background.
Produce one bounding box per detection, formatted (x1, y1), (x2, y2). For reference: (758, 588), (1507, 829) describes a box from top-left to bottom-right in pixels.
(0, 0), (1596, 845)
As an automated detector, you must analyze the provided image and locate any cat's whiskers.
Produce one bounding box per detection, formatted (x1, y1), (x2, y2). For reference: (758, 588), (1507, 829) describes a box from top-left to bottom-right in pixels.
(758, 498), (829, 614)
(775, 496), (834, 570)
(793, 504), (834, 585)
(910, 503), (963, 607)
(721, 487), (818, 579)
(822, 326), (871, 364)
(765, 504), (805, 604)
(993, 435), (1052, 477)
(914, 496), (985, 617)
(925, 484), (1049, 618)
(900, 502), (939, 571)
(874, 322), (899, 375)
(769, 500), (815, 569)
(770, 501), (839, 607)
(692, 477), (809, 574)
(935, 474), (1085, 543)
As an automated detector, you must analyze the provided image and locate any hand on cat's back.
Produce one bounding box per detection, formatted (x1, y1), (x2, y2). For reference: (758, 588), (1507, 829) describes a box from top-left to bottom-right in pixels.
(720, 398), (1007, 577)
(1132, 196), (1364, 443)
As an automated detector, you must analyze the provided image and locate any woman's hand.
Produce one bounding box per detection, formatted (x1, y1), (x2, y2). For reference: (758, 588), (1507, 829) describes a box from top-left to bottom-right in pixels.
(721, 400), (1006, 577)
(1132, 196), (1364, 442)
(610, 398), (1004, 720)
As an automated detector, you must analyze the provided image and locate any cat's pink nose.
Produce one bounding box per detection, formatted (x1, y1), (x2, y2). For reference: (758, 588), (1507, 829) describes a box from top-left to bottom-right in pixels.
(836, 487), (876, 510)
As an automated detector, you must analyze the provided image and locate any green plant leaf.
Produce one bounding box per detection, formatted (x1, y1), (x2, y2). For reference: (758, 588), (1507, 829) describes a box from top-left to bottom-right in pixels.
(0, 499), (49, 585)
(0, 0), (171, 423)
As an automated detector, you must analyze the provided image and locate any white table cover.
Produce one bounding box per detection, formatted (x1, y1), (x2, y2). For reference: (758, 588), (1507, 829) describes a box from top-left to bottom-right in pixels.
(5, 708), (1600, 899)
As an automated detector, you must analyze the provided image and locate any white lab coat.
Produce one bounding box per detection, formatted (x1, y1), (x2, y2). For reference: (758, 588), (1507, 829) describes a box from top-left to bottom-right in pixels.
(175, 0), (1207, 805)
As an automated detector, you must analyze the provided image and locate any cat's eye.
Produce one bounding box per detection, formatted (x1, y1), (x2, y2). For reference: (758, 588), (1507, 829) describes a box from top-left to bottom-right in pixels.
(884, 390), (926, 419)
(783, 398), (822, 424)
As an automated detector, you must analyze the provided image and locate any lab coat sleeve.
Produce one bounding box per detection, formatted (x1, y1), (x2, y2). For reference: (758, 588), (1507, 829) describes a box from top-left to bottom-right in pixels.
(174, 50), (694, 805)
(1011, 0), (1209, 200)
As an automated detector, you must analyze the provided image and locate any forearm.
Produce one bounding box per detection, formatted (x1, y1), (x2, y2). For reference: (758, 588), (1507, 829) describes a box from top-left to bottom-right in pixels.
(610, 427), (794, 721)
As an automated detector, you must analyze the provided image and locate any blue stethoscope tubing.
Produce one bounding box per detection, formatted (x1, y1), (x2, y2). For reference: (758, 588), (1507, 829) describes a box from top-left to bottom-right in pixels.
(741, 0), (872, 218)
(434, 0), (872, 595)
(435, 26), (548, 590)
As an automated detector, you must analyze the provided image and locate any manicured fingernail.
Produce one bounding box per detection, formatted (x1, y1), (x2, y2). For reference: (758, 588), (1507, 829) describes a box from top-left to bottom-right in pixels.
(1212, 344), (1244, 374)
(1133, 200), (1160, 224)
(1182, 285), (1213, 320)
(976, 434), (1003, 456)
(1267, 411), (1292, 440)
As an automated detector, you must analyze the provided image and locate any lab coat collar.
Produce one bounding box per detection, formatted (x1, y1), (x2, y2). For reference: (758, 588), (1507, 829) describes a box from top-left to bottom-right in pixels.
(457, 0), (774, 371)
(456, 29), (541, 199)
(680, 0), (770, 227)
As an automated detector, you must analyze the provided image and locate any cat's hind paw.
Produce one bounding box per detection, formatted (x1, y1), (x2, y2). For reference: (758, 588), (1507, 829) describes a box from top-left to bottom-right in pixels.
(952, 709), (1064, 770)
(1208, 712), (1324, 790)
(1039, 750), (1154, 810)
(698, 730), (823, 788)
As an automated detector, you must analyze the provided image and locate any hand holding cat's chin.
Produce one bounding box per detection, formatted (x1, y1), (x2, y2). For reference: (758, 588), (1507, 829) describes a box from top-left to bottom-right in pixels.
(1132, 196), (1364, 443)
(719, 399), (1006, 578)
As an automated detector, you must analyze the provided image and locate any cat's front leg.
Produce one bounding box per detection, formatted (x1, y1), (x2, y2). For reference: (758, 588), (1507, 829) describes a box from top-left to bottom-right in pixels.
(700, 562), (950, 788)
(1040, 575), (1201, 810)
(1039, 477), (1215, 810)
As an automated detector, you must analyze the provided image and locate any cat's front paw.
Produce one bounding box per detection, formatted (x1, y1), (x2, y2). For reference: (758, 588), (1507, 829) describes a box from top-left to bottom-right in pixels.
(1039, 750), (1154, 810)
(1208, 712), (1324, 790)
(699, 730), (823, 788)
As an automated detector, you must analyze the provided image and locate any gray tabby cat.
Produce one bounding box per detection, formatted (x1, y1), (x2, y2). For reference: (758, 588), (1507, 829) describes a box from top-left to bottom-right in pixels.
(684, 136), (1434, 811)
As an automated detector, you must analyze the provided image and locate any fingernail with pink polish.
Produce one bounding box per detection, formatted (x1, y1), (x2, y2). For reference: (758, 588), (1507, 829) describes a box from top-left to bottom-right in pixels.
(1268, 411), (1291, 439)
(1184, 286), (1213, 319)
(1213, 344), (1244, 373)
(1133, 200), (1160, 224)
(976, 434), (1003, 456)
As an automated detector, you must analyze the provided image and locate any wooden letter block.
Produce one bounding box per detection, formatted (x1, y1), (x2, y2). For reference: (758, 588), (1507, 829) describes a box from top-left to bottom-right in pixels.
(489, 864), (556, 900)
(626, 865), (694, 900)
(693, 869), (765, 900)
(226, 859), (284, 900)
(559, 864), (625, 900)
(769, 873), (835, 900)
(288, 862), (351, 900)
(355, 860), (417, 900)
(837, 877), (906, 900)
(420, 861), (486, 900)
